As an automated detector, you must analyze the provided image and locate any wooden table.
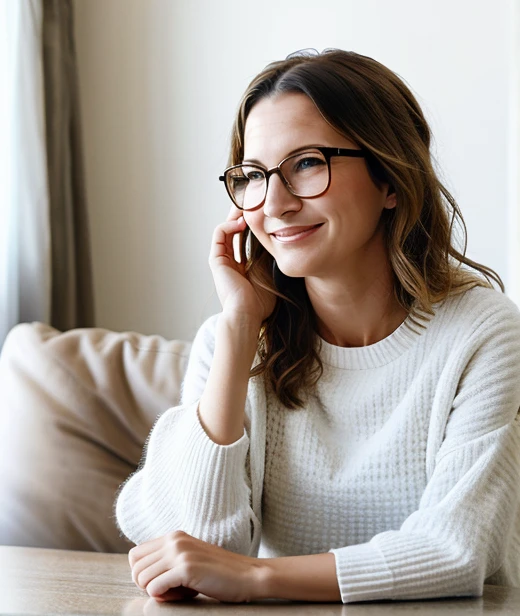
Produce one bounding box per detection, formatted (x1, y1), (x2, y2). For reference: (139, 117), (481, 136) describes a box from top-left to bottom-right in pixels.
(1, 546), (520, 615)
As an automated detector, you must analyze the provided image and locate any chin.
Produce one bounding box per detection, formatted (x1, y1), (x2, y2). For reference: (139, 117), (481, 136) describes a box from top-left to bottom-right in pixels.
(275, 259), (315, 279)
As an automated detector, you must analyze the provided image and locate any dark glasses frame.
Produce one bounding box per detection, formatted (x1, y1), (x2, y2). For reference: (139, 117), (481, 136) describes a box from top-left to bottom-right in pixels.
(219, 146), (365, 210)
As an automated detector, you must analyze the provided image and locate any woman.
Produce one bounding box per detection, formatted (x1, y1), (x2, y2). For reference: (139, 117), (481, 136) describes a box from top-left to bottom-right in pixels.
(115, 49), (520, 604)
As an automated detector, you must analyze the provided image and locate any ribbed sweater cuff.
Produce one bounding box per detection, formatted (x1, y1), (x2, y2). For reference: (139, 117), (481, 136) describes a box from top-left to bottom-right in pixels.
(116, 403), (251, 545)
(330, 532), (483, 603)
(175, 405), (251, 540)
(329, 542), (394, 603)
(188, 402), (250, 458)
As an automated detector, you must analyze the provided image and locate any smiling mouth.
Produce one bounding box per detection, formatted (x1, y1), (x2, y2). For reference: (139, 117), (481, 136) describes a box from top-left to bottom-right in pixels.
(270, 223), (324, 242)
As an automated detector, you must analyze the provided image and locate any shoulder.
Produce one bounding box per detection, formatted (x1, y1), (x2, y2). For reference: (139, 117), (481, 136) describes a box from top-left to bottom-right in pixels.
(419, 286), (520, 378)
(433, 285), (520, 338)
(457, 284), (519, 315)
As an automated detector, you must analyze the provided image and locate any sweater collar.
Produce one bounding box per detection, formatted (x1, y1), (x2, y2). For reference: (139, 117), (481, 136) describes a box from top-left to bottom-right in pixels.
(318, 311), (429, 370)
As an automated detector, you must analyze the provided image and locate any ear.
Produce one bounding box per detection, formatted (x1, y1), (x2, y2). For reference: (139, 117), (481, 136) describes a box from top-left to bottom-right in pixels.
(384, 187), (397, 210)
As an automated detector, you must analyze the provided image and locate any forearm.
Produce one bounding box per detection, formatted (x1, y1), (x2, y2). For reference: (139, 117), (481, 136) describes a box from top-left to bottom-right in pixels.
(255, 553), (341, 602)
(198, 312), (261, 445)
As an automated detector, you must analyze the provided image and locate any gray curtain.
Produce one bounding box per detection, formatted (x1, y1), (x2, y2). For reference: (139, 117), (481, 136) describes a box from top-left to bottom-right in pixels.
(42, 0), (94, 330)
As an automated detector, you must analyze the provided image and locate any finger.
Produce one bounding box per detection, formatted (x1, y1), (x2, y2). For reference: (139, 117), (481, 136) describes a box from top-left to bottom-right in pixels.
(226, 206), (243, 222)
(146, 569), (185, 599)
(210, 218), (246, 261)
(213, 217), (246, 241)
(132, 552), (166, 589)
(226, 216), (246, 258)
(135, 557), (173, 591)
(129, 530), (190, 566)
(128, 539), (163, 566)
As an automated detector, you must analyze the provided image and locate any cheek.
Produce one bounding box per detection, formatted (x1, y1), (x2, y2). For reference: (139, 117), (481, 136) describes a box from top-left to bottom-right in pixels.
(339, 188), (388, 234)
(324, 180), (388, 240)
(355, 176), (389, 212)
(244, 212), (268, 243)
(334, 166), (387, 208)
(244, 213), (277, 258)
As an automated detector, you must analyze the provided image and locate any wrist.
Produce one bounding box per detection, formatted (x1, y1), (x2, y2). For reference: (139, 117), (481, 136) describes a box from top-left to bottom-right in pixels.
(253, 558), (284, 600)
(248, 558), (273, 601)
(197, 311), (260, 446)
(220, 309), (263, 334)
(217, 312), (262, 366)
(249, 554), (341, 602)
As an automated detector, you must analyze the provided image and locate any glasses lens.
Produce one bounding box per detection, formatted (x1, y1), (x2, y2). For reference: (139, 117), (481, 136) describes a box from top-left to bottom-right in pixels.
(226, 165), (266, 210)
(280, 150), (329, 197)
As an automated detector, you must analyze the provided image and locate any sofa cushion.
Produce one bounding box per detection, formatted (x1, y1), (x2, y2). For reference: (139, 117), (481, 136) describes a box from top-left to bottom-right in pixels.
(0, 322), (191, 552)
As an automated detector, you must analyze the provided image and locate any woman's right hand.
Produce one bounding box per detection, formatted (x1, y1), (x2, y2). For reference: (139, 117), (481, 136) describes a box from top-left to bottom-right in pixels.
(209, 207), (276, 326)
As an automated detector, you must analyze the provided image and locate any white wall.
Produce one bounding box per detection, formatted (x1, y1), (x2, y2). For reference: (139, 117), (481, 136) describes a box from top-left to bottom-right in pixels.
(509, 0), (520, 305)
(73, 0), (519, 341)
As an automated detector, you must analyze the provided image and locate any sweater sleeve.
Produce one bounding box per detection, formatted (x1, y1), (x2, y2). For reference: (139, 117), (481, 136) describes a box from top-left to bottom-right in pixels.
(330, 296), (520, 603)
(115, 314), (259, 555)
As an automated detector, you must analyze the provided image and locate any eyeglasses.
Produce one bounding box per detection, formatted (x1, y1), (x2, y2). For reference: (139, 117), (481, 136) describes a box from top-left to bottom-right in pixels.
(219, 146), (365, 211)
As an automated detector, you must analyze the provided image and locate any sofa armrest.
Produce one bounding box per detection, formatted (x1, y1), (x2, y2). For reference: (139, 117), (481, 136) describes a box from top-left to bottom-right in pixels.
(0, 322), (191, 552)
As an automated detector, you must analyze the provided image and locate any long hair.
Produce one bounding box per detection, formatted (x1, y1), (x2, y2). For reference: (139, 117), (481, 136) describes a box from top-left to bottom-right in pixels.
(228, 49), (503, 409)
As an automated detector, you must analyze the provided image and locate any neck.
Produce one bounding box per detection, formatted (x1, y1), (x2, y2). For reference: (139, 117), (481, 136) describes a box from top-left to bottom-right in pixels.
(305, 262), (408, 349)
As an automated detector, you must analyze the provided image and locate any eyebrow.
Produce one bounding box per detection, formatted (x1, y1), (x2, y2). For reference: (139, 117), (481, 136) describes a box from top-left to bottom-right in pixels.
(242, 144), (327, 166)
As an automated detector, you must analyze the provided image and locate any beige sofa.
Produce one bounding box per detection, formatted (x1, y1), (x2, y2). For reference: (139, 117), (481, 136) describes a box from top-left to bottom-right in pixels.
(0, 322), (191, 553)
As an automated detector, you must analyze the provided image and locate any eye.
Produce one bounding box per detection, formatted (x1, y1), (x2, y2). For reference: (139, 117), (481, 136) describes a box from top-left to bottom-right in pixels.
(230, 176), (247, 189)
(293, 156), (326, 172)
(245, 169), (265, 181)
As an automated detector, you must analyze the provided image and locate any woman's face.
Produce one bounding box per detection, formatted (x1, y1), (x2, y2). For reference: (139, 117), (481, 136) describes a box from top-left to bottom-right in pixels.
(242, 93), (396, 280)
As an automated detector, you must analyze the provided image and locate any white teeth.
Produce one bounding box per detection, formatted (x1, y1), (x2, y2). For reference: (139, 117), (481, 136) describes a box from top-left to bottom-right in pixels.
(272, 225), (320, 238)
(271, 224), (322, 242)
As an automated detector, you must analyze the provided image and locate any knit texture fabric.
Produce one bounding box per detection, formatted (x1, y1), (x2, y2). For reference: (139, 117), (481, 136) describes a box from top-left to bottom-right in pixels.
(115, 286), (520, 602)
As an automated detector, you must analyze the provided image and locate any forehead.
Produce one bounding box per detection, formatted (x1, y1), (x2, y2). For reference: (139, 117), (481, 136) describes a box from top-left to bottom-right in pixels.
(243, 93), (352, 163)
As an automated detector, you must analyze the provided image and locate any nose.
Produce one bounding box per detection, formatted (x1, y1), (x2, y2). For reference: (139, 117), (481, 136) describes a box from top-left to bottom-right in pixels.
(262, 173), (302, 218)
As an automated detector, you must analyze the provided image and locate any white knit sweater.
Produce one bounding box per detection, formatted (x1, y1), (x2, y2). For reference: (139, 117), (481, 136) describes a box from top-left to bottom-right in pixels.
(116, 286), (520, 603)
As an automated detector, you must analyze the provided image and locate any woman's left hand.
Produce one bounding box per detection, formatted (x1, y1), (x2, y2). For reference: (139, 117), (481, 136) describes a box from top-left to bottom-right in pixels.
(128, 531), (263, 603)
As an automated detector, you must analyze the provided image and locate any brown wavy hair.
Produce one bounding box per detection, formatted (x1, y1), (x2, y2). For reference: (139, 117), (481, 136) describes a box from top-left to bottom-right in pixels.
(228, 49), (503, 409)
